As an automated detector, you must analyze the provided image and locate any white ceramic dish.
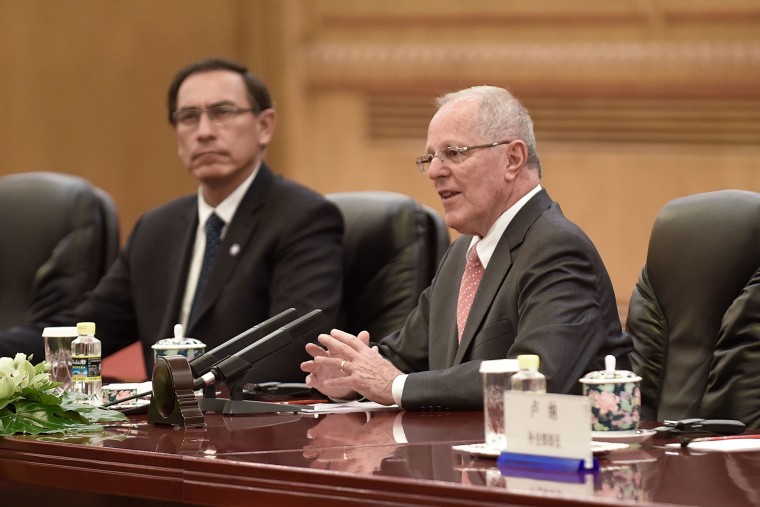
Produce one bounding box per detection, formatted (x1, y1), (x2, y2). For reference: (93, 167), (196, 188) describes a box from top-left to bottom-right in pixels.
(102, 381), (152, 407)
(591, 429), (657, 444)
(109, 399), (150, 415)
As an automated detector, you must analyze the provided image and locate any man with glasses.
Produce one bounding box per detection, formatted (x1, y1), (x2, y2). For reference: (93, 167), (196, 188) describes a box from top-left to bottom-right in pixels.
(0, 58), (344, 383)
(303, 86), (631, 409)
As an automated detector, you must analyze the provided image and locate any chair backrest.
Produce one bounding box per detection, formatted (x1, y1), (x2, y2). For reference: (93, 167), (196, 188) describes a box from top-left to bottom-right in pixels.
(626, 189), (760, 422)
(327, 191), (449, 339)
(0, 172), (119, 328)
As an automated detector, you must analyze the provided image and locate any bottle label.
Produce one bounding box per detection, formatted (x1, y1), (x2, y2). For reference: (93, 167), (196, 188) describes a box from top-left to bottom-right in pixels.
(71, 355), (102, 381)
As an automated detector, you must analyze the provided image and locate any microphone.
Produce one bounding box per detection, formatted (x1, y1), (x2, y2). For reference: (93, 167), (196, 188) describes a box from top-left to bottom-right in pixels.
(102, 309), (301, 409)
(189, 308), (300, 377)
(194, 309), (326, 390)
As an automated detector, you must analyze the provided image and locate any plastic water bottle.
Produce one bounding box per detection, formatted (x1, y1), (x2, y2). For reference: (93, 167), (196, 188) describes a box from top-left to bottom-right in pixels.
(71, 321), (103, 405)
(510, 354), (547, 393)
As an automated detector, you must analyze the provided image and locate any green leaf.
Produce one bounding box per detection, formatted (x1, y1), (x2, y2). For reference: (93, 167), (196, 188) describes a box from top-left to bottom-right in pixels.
(0, 398), (127, 436)
(20, 386), (62, 406)
(0, 399), (87, 436)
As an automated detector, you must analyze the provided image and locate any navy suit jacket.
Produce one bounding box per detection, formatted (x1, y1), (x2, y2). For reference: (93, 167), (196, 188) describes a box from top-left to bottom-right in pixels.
(1, 164), (344, 383)
(378, 189), (631, 410)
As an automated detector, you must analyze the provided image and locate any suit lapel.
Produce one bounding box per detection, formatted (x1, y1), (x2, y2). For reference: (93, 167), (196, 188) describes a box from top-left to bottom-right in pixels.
(187, 165), (274, 329)
(454, 189), (553, 364)
(439, 239), (469, 367)
(158, 200), (197, 338)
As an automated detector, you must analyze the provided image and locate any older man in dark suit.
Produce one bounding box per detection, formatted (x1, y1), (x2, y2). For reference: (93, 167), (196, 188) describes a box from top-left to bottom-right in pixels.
(302, 85), (631, 409)
(0, 58), (343, 383)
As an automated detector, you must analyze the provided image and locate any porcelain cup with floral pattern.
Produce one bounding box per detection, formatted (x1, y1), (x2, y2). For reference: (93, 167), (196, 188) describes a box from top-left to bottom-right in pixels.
(151, 324), (206, 365)
(579, 355), (642, 432)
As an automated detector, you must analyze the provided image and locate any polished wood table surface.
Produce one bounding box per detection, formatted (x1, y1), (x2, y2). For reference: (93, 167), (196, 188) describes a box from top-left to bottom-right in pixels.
(2, 406), (760, 506)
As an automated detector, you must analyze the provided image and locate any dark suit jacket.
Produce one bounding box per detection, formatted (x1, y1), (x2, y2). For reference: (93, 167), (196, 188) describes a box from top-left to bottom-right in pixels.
(378, 189), (631, 410)
(1, 165), (343, 384)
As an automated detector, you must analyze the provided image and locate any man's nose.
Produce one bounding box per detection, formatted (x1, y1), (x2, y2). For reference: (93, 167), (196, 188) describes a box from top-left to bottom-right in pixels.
(427, 154), (447, 179)
(196, 111), (217, 137)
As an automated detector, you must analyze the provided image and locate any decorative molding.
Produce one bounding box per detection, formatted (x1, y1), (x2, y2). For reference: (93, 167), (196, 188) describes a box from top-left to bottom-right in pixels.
(367, 96), (760, 146)
(315, 5), (760, 29)
(306, 41), (760, 99)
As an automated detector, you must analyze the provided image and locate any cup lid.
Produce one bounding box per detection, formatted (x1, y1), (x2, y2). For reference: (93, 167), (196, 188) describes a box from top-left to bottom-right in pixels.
(151, 337), (206, 350)
(579, 354), (642, 384)
(152, 323), (206, 350)
(42, 326), (78, 337)
(479, 358), (520, 374)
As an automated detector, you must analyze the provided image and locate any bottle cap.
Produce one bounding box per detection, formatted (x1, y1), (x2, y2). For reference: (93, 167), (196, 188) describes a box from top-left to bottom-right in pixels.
(517, 354), (539, 370)
(76, 321), (96, 335)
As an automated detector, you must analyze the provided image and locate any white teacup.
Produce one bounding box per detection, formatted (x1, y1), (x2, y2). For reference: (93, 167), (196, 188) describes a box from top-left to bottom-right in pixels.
(152, 336), (206, 364)
(579, 355), (642, 432)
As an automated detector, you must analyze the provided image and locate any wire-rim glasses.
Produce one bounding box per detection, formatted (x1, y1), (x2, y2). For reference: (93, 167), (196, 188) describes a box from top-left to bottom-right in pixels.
(415, 139), (513, 174)
(172, 104), (255, 129)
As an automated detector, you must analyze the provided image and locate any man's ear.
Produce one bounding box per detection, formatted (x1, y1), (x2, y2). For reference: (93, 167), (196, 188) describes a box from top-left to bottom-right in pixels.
(256, 108), (277, 146)
(504, 140), (528, 181)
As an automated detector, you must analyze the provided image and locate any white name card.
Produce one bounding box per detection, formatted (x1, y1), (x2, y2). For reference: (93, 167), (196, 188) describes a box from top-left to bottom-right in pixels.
(504, 391), (593, 469)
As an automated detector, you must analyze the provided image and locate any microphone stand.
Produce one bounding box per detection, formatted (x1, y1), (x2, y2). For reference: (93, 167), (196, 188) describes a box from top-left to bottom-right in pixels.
(189, 308), (300, 412)
(194, 309), (327, 415)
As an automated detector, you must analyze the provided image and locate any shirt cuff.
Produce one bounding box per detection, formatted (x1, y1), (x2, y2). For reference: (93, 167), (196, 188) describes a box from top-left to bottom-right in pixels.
(391, 374), (407, 407)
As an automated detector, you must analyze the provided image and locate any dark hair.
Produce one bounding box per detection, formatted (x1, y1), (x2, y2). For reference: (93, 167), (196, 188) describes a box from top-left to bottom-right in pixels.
(167, 57), (273, 125)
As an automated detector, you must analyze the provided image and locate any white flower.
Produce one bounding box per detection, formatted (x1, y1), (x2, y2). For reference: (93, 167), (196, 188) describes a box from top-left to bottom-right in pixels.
(0, 355), (15, 375)
(0, 353), (50, 400)
(0, 375), (15, 399)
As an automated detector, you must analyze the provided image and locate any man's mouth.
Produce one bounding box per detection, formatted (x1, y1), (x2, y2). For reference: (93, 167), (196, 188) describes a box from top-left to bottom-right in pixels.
(193, 150), (226, 161)
(193, 151), (225, 165)
(439, 190), (459, 201)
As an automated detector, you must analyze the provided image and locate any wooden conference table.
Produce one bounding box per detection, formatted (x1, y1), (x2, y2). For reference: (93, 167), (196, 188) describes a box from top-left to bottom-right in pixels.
(1, 405), (760, 506)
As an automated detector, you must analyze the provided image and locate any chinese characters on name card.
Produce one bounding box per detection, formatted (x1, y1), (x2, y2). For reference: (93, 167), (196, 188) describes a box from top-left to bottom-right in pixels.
(504, 391), (593, 468)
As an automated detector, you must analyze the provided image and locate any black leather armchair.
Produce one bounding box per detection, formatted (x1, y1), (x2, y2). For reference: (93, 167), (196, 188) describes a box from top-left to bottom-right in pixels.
(327, 191), (449, 339)
(626, 189), (760, 423)
(0, 172), (119, 329)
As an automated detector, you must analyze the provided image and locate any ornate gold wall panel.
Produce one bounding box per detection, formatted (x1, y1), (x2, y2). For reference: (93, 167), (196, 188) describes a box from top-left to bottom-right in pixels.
(3, 0), (760, 317)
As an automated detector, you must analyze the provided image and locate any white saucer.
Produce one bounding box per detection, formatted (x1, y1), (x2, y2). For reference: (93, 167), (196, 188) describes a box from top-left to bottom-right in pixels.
(592, 429), (657, 444)
(107, 398), (150, 414)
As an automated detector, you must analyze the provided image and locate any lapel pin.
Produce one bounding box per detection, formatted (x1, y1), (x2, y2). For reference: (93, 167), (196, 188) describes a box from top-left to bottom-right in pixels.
(229, 244), (241, 256)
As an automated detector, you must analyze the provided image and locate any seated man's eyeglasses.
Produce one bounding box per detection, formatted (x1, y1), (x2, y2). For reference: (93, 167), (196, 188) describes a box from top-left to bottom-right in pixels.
(172, 104), (255, 128)
(415, 140), (513, 174)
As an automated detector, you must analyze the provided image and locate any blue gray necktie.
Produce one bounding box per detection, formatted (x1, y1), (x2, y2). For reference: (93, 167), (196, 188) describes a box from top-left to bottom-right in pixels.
(190, 213), (225, 320)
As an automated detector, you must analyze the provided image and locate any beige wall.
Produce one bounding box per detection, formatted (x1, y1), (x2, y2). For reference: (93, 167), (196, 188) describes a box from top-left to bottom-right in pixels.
(3, 0), (760, 313)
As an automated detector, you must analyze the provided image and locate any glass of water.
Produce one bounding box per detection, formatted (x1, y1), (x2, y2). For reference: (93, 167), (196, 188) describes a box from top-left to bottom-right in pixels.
(480, 359), (519, 450)
(43, 326), (78, 393)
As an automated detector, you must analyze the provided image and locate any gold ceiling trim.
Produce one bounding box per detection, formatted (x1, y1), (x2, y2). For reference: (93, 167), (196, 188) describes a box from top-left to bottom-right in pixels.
(366, 96), (760, 146)
(306, 41), (760, 98)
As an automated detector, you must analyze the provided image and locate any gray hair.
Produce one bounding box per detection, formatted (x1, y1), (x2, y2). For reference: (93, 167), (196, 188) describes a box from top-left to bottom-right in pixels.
(436, 86), (542, 176)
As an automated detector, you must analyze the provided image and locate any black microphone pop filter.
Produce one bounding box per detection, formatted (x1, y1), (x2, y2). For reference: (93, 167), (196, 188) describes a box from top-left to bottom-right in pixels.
(189, 308), (300, 377)
(194, 309), (326, 389)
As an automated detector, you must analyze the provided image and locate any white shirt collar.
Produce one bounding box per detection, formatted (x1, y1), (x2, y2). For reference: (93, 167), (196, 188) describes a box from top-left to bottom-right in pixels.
(196, 163), (260, 232)
(468, 184), (542, 268)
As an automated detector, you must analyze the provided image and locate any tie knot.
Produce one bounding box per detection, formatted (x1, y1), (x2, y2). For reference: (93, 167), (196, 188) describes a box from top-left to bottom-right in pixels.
(467, 243), (480, 264)
(206, 213), (225, 235)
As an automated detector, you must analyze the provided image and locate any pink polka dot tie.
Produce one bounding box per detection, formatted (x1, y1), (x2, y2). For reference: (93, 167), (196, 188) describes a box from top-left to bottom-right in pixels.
(456, 243), (484, 343)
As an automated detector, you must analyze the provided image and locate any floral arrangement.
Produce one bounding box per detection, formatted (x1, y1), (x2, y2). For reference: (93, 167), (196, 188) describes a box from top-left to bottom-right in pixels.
(0, 353), (126, 437)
